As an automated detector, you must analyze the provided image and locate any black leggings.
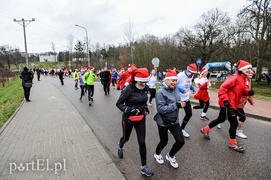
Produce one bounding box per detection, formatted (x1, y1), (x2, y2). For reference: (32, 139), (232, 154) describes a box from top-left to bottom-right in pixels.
(180, 101), (192, 129)
(86, 85), (94, 101)
(80, 85), (85, 99)
(209, 107), (238, 139)
(119, 120), (147, 166)
(103, 81), (110, 94)
(193, 100), (210, 113)
(155, 123), (185, 157)
(149, 88), (156, 103)
(236, 108), (246, 122)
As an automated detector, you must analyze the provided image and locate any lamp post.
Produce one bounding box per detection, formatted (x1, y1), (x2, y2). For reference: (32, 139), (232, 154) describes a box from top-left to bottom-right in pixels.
(75, 24), (90, 67)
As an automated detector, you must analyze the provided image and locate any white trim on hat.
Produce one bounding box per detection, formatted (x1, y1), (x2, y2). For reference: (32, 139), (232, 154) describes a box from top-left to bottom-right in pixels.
(239, 64), (252, 71)
(164, 76), (178, 80)
(187, 69), (197, 74)
(200, 69), (208, 75)
(134, 77), (150, 82)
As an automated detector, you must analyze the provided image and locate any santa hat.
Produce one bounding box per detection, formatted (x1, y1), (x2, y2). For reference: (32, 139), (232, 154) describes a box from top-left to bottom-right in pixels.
(237, 60), (252, 71)
(187, 63), (197, 74)
(200, 68), (208, 75)
(134, 68), (149, 82)
(88, 66), (94, 71)
(128, 64), (136, 72)
(164, 69), (177, 80)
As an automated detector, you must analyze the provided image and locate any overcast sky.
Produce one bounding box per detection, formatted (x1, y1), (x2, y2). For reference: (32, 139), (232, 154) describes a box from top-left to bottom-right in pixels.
(1, 0), (250, 53)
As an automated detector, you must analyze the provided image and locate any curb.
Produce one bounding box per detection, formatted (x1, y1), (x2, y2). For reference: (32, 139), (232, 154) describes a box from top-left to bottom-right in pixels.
(0, 99), (25, 135)
(190, 100), (271, 122)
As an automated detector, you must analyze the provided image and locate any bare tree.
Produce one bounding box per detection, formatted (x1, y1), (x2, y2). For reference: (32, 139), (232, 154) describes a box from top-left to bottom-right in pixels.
(238, 0), (271, 81)
(123, 20), (137, 64)
(67, 34), (74, 63)
(51, 42), (57, 68)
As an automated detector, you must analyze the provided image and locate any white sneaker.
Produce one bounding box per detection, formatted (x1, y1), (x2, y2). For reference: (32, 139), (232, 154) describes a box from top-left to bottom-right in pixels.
(166, 153), (178, 168)
(217, 123), (222, 129)
(154, 154), (164, 164)
(148, 103), (152, 106)
(236, 130), (247, 139)
(182, 129), (190, 138)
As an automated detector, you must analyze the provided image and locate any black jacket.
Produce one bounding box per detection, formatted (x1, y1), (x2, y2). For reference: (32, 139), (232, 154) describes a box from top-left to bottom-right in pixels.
(20, 71), (33, 86)
(116, 82), (149, 122)
(100, 71), (111, 82)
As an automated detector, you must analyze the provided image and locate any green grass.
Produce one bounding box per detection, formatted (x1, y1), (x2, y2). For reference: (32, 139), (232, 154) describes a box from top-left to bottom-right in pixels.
(207, 80), (271, 101)
(0, 77), (24, 127)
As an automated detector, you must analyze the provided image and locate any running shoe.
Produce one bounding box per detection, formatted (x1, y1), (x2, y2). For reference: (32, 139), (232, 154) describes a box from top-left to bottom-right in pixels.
(166, 153), (178, 168)
(182, 129), (190, 138)
(200, 129), (210, 140)
(154, 154), (164, 164)
(236, 130), (247, 139)
(200, 116), (209, 121)
(140, 165), (154, 177)
(117, 144), (123, 158)
(229, 144), (245, 153)
(217, 123), (222, 129)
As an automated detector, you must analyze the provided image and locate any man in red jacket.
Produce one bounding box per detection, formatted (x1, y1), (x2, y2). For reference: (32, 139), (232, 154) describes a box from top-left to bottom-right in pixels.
(200, 60), (254, 153)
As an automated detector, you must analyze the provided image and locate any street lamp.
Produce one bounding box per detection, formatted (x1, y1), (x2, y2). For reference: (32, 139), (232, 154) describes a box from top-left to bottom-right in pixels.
(75, 24), (90, 67)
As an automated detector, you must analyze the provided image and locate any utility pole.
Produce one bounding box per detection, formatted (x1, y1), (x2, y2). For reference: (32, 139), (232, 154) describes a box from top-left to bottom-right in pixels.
(75, 24), (90, 67)
(13, 18), (35, 68)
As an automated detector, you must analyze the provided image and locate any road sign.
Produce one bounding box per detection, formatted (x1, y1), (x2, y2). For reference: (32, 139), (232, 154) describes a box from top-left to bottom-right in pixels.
(196, 58), (202, 65)
(152, 57), (160, 66)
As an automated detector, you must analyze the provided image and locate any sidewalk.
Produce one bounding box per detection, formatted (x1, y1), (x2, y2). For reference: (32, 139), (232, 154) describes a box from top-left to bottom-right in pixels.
(0, 78), (125, 180)
(191, 89), (271, 121)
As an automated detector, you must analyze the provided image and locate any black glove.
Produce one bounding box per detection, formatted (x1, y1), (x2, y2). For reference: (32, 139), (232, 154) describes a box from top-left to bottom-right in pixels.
(145, 107), (150, 114)
(224, 100), (231, 107)
(248, 90), (254, 96)
(93, 75), (96, 77)
(129, 108), (138, 116)
(117, 87), (120, 91)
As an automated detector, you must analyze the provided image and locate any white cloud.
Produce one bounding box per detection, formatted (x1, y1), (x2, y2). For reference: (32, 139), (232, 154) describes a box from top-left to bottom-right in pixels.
(0, 0), (249, 53)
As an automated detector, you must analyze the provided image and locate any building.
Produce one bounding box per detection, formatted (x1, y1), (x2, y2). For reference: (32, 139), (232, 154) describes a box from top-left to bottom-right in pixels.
(39, 53), (58, 62)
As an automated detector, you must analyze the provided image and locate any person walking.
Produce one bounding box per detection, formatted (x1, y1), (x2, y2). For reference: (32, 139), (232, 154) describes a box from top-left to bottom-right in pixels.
(116, 68), (154, 177)
(200, 60), (254, 153)
(193, 68), (215, 120)
(153, 69), (186, 169)
(36, 67), (41, 81)
(58, 69), (64, 85)
(20, 67), (34, 102)
(73, 69), (79, 90)
(176, 63), (197, 138)
(78, 69), (86, 101)
(83, 66), (98, 106)
(147, 69), (157, 106)
(100, 66), (111, 95)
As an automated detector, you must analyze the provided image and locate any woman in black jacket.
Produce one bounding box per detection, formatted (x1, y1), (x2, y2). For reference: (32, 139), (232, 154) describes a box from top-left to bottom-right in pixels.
(20, 67), (33, 102)
(116, 67), (153, 177)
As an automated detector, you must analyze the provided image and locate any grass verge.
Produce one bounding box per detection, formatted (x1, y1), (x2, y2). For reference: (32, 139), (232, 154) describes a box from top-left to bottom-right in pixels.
(0, 77), (24, 127)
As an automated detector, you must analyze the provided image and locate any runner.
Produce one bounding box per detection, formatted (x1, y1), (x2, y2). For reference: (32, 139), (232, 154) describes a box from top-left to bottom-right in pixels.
(73, 69), (79, 90)
(147, 69), (158, 106)
(78, 69), (86, 101)
(116, 67), (154, 177)
(193, 68), (215, 120)
(83, 66), (98, 106)
(176, 63), (197, 138)
(200, 60), (254, 153)
(153, 69), (186, 169)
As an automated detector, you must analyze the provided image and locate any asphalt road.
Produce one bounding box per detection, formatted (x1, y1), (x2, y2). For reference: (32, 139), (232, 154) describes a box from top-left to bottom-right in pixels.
(47, 76), (271, 180)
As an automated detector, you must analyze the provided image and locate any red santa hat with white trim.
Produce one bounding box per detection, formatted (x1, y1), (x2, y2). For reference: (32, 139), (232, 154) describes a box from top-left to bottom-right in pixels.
(134, 68), (150, 82)
(237, 60), (252, 71)
(200, 67), (208, 75)
(164, 69), (177, 80)
(88, 66), (94, 71)
(187, 63), (197, 74)
(127, 64), (136, 72)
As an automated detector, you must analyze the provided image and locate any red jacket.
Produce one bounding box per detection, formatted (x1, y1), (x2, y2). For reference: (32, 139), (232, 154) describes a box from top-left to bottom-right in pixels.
(218, 72), (250, 110)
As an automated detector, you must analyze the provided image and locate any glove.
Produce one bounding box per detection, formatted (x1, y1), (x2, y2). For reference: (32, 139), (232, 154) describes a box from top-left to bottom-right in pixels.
(248, 90), (254, 96)
(117, 87), (120, 91)
(93, 75), (96, 77)
(145, 107), (150, 114)
(224, 100), (231, 107)
(129, 108), (138, 116)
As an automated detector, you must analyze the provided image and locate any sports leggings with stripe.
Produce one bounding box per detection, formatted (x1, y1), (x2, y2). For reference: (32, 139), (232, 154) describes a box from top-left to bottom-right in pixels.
(119, 119), (147, 166)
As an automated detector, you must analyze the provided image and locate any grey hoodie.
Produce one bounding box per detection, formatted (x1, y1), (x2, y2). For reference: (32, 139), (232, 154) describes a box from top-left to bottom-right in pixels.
(154, 82), (182, 127)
